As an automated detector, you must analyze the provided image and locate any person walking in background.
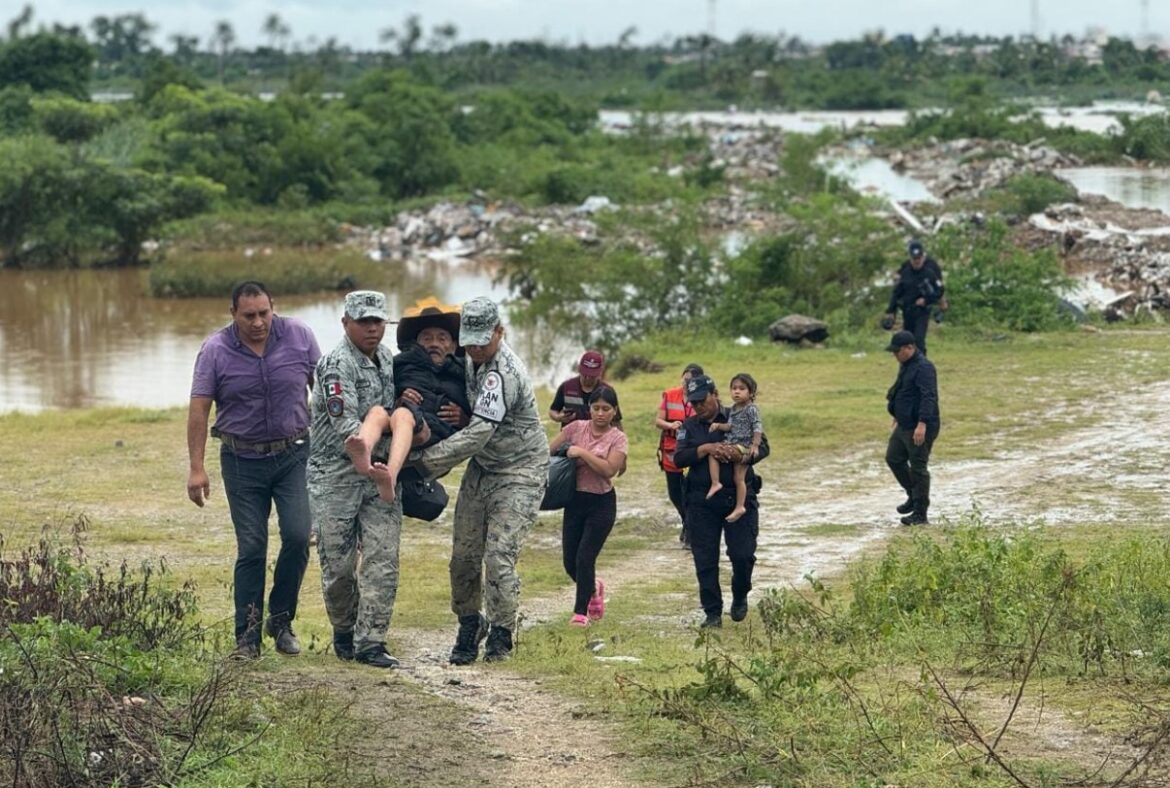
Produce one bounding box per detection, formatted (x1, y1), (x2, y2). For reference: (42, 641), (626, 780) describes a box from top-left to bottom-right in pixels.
(309, 291), (404, 668)
(673, 374), (769, 629)
(548, 387), (628, 628)
(655, 363), (703, 547)
(412, 297), (548, 665)
(705, 373), (763, 523)
(549, 350), (622, 428)
(884, 239), (945, 355)
(187, 280), (320, 659)
(885, 330), (941, 526)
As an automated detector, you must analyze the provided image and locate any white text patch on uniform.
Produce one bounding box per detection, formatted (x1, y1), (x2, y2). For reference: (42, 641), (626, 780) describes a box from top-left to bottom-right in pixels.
(473, 370), (507, 423)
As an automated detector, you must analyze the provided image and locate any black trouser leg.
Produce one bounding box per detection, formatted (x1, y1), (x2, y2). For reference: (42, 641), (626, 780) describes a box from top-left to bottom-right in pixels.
(220, 449), (274, 645)
(561, 490), (616, 615)
(905, 309), (930, 355)
(689, 491), (759, 616)
(725, 509), (758, 605)
(665, 471), (687, 540)
(886, 425), (938, 516)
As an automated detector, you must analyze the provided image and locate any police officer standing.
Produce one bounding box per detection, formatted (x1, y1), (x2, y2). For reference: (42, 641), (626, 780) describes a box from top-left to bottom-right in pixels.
(413, 297), (548, 664)
(309, 291), (403, 668)
(884, 240), (945, 356)
(885, 330), (940, 526)
(672, 375), (769, 628)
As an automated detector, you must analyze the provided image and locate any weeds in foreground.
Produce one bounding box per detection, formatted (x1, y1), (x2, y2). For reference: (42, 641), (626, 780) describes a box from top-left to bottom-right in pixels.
(0, 517), (359, 787)
(626, 519), (1170, 786)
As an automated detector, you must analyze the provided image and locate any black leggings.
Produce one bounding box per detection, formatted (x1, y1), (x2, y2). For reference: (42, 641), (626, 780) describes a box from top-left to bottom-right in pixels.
(562, 489), (617, 615)
(665, 471), (686, 525)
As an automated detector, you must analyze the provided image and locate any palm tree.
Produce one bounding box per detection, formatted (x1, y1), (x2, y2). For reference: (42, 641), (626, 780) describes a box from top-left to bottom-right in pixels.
(211, 20), (235, 83)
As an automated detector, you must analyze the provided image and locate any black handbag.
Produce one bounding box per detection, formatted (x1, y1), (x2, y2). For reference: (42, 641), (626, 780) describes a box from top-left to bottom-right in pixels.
(400, 467), (449, 521)
(541, 455), (576, 511)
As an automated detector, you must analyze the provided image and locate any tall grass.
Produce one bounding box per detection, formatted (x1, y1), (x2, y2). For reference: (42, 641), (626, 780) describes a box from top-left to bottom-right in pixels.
(149, 247), (382, 297)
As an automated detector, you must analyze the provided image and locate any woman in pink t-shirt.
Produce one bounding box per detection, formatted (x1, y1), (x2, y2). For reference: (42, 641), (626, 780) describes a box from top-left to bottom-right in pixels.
(547, 387), (628, 627)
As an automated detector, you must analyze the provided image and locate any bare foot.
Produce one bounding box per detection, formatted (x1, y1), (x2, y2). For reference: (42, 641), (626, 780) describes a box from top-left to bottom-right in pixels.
(345, 434), (372, 475)
(370, 462), (397, 503)
(706, 483), (723, 500)
(725, 506), (746, 523)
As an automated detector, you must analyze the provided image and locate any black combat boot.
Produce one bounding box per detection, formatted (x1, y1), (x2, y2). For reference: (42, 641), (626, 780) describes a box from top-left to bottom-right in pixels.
(355, 645), (400, 669)
(729, 598), (749, 622)
(700, 613), (723, 629)
(900, 511), (929, 526)
(265, 616), (301, 656)
(896, 496), (915, 514)
(333, 630), (355, 662)
(482, 625), (513, 663)
(449, 613), (489, 666)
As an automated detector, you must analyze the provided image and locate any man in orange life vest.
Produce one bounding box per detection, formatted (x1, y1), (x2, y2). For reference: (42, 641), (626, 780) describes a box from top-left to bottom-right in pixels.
(654, 363), (703, 547)
(549, 350), (623, 428)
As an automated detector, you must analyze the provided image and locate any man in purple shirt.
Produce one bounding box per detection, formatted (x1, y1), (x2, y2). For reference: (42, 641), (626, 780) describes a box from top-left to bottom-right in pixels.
(187, 281), (321, 659)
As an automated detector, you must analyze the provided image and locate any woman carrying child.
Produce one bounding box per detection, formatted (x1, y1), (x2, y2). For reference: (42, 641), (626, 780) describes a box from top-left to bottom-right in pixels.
(548, 387), (628, 627)
(706, 373), (763, 523)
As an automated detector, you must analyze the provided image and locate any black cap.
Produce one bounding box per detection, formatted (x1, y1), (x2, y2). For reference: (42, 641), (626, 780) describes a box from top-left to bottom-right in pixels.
(885, 330), (917, 352)
(685, 374), (716, 402)
(682, 362), (704, 377)
(908, 239), (925, 256)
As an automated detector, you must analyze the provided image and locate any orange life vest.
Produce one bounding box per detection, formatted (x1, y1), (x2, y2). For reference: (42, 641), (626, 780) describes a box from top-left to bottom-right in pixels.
(658, 386), (692, 473)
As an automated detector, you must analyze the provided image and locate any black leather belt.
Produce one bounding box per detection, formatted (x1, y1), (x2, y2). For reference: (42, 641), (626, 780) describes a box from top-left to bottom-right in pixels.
(213, 427), (308, 455)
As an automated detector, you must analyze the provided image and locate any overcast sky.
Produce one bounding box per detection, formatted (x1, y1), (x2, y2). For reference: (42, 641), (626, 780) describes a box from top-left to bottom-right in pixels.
(19, 0), (1167, 50)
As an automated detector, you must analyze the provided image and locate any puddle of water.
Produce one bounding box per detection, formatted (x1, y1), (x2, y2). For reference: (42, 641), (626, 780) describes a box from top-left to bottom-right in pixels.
(1060, 166), (1170, 215)
(601, 102), (1164, 137)
(0, 262), (578, 412)
(823, 156), (939, 203)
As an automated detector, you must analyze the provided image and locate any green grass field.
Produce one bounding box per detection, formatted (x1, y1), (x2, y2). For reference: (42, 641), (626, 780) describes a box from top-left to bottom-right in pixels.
(3, 325), (1170, 785)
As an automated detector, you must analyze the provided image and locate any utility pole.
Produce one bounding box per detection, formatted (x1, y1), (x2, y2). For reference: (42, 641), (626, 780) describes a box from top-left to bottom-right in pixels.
(1030, 0), (1040, 40)
(707, 0), (717, 40)
(1141, 0), (1151, 43)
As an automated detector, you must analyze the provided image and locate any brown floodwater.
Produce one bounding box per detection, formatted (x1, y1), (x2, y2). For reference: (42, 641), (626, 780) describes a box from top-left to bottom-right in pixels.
(0, 260), (569, 412)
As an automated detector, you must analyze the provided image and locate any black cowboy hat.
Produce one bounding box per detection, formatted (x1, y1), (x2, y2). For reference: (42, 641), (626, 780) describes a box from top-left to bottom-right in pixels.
(396, 296), (462, 351)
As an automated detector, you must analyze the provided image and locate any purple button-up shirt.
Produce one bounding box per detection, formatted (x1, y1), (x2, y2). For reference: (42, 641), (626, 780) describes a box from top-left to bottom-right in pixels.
(191, 315), (321, 447)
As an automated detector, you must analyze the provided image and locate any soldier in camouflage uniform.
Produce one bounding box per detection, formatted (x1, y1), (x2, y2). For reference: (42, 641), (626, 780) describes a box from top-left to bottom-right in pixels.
(309, 291), (403, 668)
(413, 297), (548, 664)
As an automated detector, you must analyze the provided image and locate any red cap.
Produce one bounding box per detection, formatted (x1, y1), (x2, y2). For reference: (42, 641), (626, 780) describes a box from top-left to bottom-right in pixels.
(579, 351), (604, 371)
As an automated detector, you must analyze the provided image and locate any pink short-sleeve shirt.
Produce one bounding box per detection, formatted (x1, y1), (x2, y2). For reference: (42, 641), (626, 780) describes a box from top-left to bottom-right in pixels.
(561, 419), (628, 494)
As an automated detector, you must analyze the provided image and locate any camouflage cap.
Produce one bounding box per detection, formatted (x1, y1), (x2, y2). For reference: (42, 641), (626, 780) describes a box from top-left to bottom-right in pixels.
(460, 296), (500, 346)
(344, 290), (388, 321)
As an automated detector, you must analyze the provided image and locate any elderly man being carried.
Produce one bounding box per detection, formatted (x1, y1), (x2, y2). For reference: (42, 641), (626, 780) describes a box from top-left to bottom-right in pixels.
(344, 297), (470, 501)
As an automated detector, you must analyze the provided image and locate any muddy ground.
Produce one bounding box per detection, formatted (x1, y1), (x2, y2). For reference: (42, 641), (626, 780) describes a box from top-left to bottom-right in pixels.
(272, 376), (1170, 787)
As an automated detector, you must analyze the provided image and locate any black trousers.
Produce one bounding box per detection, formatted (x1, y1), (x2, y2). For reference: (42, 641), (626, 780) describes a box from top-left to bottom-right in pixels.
(665, 471), (687, 538)
(885, 424), (939, 516)
(562, 489), (617, 615)
(219, 441), (312, 645)
(903, 307), (931, 355)
(687, 491), (758, 617)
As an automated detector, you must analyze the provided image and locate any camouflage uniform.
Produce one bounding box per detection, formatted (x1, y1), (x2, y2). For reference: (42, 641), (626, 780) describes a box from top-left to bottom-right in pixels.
(416, 301), (548, 631)
(309, 292), (402, 655)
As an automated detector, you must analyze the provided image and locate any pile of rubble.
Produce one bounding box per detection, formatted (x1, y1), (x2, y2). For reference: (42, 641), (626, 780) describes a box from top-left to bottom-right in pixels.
(886, 138), (1082, 200)
(1028, 201), (1170, 315)
(341, 196), (621, 263)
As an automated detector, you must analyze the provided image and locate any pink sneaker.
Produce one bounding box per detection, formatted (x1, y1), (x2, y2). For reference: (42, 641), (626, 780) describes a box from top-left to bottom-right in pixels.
(569, 613), (589, 627)
(587, 578), (606, 621)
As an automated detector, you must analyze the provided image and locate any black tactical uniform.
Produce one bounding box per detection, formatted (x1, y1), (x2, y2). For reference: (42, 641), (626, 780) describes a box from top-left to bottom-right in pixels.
(673, 406), (770, 625)
(887, 256), (944, 355)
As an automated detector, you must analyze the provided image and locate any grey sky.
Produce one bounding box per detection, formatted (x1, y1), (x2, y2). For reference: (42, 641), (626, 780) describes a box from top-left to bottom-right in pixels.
(21, 0), (1165, 51)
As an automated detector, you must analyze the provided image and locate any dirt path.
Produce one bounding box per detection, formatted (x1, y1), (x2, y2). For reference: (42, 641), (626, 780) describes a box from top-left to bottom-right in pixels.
(322, 378), (1170, 786)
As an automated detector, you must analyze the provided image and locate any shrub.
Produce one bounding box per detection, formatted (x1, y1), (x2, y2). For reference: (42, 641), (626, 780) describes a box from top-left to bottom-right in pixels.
(930, 219), (1073, 332)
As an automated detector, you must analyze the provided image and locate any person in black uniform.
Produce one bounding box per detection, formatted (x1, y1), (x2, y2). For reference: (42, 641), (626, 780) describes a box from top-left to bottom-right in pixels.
(672, 374), (769, 628)
(884, 239), (945, 356)
(885, 330), (940, 526)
